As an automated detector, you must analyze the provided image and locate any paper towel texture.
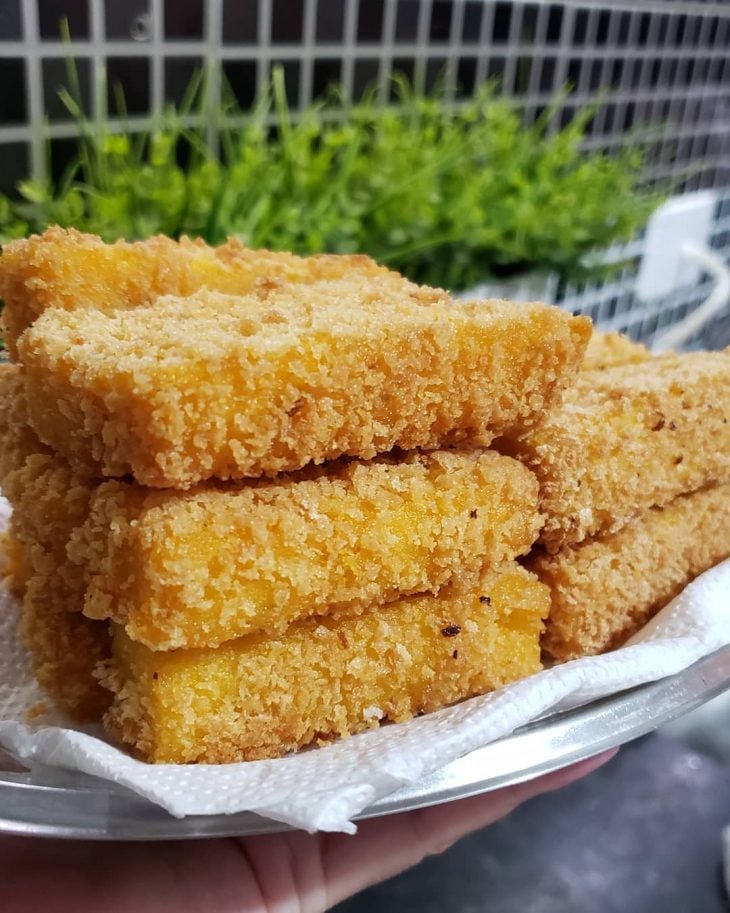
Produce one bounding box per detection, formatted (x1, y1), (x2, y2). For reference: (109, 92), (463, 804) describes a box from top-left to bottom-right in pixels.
(0, 495), (727, 833)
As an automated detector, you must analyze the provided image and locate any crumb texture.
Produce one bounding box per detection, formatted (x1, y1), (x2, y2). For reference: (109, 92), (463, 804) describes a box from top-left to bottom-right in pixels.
(18, 565), (111, 722)
(533, 483), (730, 662)
(19, 283), (590, 487)
(582, 331), (651, 370)
(71, 450), (541, 649)
(0, 226), (395, 357)
(501, 351), (730, 550)
(0, 369), (109, 719)
(101, 562), (549, 763)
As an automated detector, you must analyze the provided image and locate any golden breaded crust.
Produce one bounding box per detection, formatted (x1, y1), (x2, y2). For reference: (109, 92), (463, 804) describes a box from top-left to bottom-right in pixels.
(20, 282), (591, 487)
(583, 331), (651, 370)
(533, 483), (730, 662)
(500, 351), (730, 551)
(0, 226), (395, 358)
(19, 556), (111, 722)
(101, 562), (549, 763)
(4, 454), (94, 601)
(1, 526), (29, 595)
(69, 450), (541, 649)
(0, 371), (107, 720)
(0, 443), (109, 720)
(0, 365), (98, 602)
(0, 363), (52, 486)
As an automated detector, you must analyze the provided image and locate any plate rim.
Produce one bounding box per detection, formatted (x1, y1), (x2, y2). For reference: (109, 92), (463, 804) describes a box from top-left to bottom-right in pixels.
(0, 644), (728, 840)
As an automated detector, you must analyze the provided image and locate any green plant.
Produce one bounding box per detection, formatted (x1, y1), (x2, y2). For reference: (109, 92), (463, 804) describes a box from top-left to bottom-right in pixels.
(0, 66), (661, 290)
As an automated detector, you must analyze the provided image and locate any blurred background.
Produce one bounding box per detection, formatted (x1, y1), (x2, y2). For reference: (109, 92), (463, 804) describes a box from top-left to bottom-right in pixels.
(0, 1), (728, 910)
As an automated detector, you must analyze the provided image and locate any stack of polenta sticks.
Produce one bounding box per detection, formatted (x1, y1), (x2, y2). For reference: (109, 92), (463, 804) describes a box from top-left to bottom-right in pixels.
(0, 227), (593, 763)
(511, 333), (730, 661)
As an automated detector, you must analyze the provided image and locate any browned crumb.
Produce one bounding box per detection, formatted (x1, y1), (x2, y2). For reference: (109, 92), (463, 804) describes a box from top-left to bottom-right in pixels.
(0, 363), (52, 486)
(19, 564), (111, 722)
(70, 449), (541, 649)
(499, 350), (730, 551)
(0, 530), (111, 723)
(0, 226), (397, 358)
(582, 331), (651, 371)
(101, 562), (550, 763)
(0, 527), (29, 595)
(532, 483), (730, 662)
(0, 369), (110, 720)
(25, 702), (50, 722)
(20, 282), (590, 487)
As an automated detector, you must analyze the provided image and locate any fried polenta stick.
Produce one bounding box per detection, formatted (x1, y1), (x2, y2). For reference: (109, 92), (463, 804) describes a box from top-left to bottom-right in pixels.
(0, 369), (543, 651)
(20, 281), (590, 487)
(0, 367), (109, 719)
(0, 226), (396, 358)
(582, 331), (651, 370)
(1, 468), (109, 722)
(101, 562), (550, 763)
(70, 450), (541, 650)
(0, 365), (89, 604)
(0, 456), (109, 720)
(0, 527), (28, 595)
(0, 364), (93, 571)
(18, 560), (111, 722)
(4, 453), (94, 604)
(500, 351), (730, 552)
(534, 484), (730, 662)
(2, 470), (110, 722)
(0, 363), (52, 485)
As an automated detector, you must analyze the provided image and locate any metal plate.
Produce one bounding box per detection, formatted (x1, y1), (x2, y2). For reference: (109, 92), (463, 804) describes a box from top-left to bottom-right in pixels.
(1, 645), (729, 840)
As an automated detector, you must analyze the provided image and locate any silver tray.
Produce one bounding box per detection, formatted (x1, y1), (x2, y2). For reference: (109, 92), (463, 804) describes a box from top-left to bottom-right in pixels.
(1, 645), (729, 840)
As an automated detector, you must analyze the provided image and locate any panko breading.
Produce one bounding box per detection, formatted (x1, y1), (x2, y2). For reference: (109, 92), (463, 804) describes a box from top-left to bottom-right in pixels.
(0, 365), (94, 573)
(534, 484), (730, 662)
(0, 369), (109, 719)
(1, 371), (542, 651)
(500, 351), (730, 551)
(19, 282), (590, 487)
(0, 363), (52, 485)
(4, 454), (94, 603)
(1, 527), (29, 595)
(19, 558), (111, 722)
(0, 226), (396, 358)
(101, 562), (550, 763)
(0, 453), (109, 723)
(582, 331), (651, 370)
(69, 450), (541, 650)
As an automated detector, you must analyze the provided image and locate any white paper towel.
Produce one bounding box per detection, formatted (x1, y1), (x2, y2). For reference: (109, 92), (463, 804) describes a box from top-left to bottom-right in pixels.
(0, 494), (728, 833)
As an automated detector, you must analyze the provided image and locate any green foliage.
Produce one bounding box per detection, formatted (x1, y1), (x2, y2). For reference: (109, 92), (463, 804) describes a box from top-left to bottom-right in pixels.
(0, 66), (661, 289)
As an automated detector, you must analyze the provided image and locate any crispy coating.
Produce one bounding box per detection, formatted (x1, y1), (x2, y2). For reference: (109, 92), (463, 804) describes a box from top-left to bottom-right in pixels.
(0, 454), (109, 722)
(0, 363), (52, 485)
(533, 484), (730, 662)
(583, 331), (651, 370)
(0, 368), (109, 719)
(69, 450), (541, 649)
(18, 553), (111, 722)
(101, 562), (549, 763)
(0, 365), (95, 576)
(4, 454), (94, 604)
(0, 226), (396, 358)
(20, 282), (590, 487)
(500, 351), (730, 551)
(1, 527), (29, 595)
(0, 369), (543, 652)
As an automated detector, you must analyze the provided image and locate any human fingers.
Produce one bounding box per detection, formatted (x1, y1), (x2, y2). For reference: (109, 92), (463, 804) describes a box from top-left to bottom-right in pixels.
(314, 748), (618, 909)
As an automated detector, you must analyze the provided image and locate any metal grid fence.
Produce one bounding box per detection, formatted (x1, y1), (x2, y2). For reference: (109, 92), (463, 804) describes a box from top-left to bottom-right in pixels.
(0, 0), (727, 190)
(554, 189), (730, 350)
(0, 0), (728, 346)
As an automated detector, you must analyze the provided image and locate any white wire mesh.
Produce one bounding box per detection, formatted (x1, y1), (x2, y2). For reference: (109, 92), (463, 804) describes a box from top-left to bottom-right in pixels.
(0, 0), (727, 344)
